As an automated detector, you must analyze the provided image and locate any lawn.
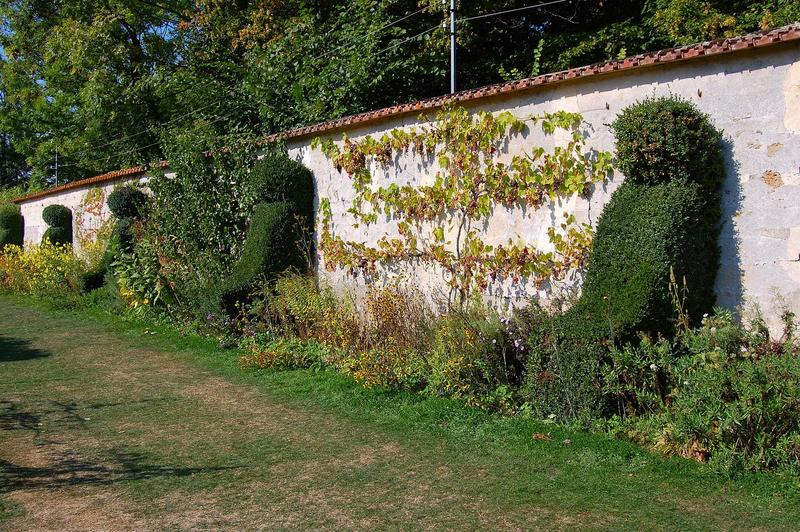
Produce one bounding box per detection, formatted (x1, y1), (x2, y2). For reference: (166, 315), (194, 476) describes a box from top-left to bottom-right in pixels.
(1, 296), (798, 530)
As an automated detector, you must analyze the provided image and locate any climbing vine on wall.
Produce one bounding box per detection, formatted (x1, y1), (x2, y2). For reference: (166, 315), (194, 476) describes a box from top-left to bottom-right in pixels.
(312, 105), (613, 303)
(74, 187), (114, 268)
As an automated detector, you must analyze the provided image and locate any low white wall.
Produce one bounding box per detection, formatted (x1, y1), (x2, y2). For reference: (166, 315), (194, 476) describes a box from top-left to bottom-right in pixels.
(19, 177), (143, 257)
(285, 42), (800, 330)
(17, 38), (800, 331)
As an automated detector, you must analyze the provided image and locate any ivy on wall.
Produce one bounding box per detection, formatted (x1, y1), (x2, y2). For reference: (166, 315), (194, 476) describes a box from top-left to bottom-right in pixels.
(74, 187), (115, 268)
(312, 106), (613, 303)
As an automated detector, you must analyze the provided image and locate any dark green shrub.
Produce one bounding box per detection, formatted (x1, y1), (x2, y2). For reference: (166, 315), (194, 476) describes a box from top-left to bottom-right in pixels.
(524, 308), (608, 425)
(81, 196), (139, 293)
(615, 310), (800, 475)
(219, 155), (316, 313)
(107, 186), (148, 219)
(115, 217), (136, 253)
(41, 204), (73, 245)
(611, 96), (725, 190)
(224, 201), (295, 298)
(79, 242), (116, 293)
(42, 204), (72, 228)
(42, 226), (71, 245)
(577, 180), (718, 341)
(528, 180), (718, 424)
(246, 154), (315, 220)
(524, 98), (725, 425)
(0, 204), (24, 247)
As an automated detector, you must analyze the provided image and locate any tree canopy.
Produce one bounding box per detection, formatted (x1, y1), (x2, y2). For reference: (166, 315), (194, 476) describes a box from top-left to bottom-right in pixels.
(0, 0), (797, 190)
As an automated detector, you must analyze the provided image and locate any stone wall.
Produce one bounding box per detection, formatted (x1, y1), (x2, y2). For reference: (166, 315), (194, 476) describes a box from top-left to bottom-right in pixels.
(16, 36), (800, 330)
(285, 43), (800, 329)
(18, 177), (142, 258)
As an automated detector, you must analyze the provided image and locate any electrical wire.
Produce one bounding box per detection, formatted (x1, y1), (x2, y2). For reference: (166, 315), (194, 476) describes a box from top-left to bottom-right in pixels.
(306, 6), (429, 63)
(85, 111), (237, 169)
(460, 0), (573, 23)
(47, 100), (223, 168)
(373, 23), (443, 57)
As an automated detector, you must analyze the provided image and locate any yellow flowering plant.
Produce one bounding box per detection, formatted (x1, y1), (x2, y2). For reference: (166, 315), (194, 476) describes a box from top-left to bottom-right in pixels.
(0, 242), (84, 295)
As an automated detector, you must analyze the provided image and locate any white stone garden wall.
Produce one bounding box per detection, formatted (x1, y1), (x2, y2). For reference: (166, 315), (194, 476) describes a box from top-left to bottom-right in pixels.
(16, 32), (800, 331)
(285, 41), (800, 329)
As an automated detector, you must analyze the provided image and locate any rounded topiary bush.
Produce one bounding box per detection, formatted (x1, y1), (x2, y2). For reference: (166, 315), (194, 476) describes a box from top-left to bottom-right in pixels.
(612, 96), (725, 190)
(576, 180), (718, 341)
(42, 204), (72, 245)
(0, 204), (24, 248)
(107, 185), (148, 219)
(42, 204), (72, 228)
(221, 201), (296, 311)
(247, 154), (315, 220)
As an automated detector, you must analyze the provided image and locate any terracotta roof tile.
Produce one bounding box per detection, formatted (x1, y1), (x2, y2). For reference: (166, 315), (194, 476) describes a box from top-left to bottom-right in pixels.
(14, 23), (800, 205)
(13, 161), (168, 204)
(261, 24), (799, 145)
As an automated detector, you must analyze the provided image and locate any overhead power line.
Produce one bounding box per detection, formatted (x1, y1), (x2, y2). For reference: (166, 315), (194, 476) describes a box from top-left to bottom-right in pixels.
(46, 100), (223, 169)
(373, 23), (442, 57)
(310, 5), (429, 63)
(461, 0), (573, 23)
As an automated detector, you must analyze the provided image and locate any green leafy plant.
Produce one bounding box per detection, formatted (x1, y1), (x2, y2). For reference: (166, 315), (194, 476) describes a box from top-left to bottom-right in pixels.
(313, 105), (613, 304)
(613, 310), (800, 475)
(42, 204), (73, 245)
(0, 204), (24, 248)
(524, 307), (608, 426)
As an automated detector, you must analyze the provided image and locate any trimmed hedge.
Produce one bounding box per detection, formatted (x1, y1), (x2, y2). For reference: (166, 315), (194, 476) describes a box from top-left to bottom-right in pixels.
(524, 97), (724, 425)
(576, 180), (718, 341)
(219, 154), (315, 310)
(225, 202), (295, 290)
(107, 186), (148, 219)
(221, 202), (295, 310)
(247, 154), (315, 220)
(42, 204), (72, 245)
(611, 96), (725, 191)
(81, 186), (147, 293)
(0, 204), (24, 247)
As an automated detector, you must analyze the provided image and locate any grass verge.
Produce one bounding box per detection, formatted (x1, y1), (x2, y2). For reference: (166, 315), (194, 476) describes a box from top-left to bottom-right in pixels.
(1, 294), (799, 530)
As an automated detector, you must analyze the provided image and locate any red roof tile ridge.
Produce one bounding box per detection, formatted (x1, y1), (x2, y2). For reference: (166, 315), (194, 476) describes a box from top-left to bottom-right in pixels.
(12, 160), (168, 204)
(14, 23), (800, 204)
(266, 23), (800, 143)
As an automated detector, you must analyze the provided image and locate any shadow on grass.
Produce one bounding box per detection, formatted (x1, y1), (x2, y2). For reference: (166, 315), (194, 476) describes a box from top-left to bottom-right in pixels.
(1, 398), (178, 433)
(0, 399), (240, 494)
(0, 449), (242, 493)
(0, 401), (41, 432)
(0, 335), (50, 362)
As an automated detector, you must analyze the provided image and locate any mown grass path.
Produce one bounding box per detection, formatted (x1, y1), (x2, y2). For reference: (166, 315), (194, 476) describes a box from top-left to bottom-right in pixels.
(1, 297), (799, 530)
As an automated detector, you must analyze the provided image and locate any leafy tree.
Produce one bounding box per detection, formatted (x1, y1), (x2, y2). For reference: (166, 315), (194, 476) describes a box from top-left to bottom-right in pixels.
(0, 0), (191, 183)
(1, 0), (796, 192)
